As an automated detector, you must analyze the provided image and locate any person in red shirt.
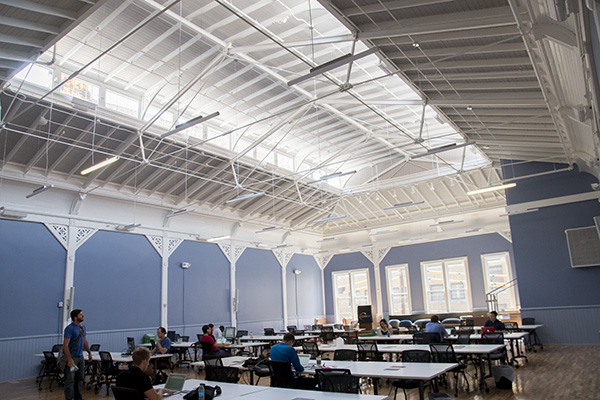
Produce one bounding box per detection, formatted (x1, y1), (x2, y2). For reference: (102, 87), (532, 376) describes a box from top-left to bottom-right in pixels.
(199, 325), (231, 357)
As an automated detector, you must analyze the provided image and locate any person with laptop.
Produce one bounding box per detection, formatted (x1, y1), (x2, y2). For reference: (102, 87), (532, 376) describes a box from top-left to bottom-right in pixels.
(425, 315), (448, 342)
(200, 324), (231, 357)
(484, 311), (506, 331)
(152, 327), (171, 355)
(270, 333), (317, 390)
(116, 347), (173, 399)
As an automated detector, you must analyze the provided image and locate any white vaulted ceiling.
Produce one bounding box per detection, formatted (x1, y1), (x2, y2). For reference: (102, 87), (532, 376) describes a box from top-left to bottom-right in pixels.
(0, 0), (597, 246)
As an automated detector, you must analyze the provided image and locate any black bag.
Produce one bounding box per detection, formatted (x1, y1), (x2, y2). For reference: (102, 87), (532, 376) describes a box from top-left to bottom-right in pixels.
(153, 369), (168, 385)
(183, 384), (221, 400)
(242, 355), (266, 368)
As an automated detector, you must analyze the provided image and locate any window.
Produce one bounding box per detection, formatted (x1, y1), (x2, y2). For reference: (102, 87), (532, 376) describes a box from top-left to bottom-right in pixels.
(386, 264), (411, 315)
(13, 64), (52, 88)
(143, 105), (173, 129)
(256, 146), (275, 165)
(277, 153), (294, 171)
(60, 74), (99, 103)
(481, 252), (518, 311)
(422, 257), (471, 313)
(332, 269), (370, 323)
(105, 90), (139, 117)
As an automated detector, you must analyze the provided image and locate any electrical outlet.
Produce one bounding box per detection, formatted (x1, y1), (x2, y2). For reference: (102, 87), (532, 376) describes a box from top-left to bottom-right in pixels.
(58, 302), (63, 308)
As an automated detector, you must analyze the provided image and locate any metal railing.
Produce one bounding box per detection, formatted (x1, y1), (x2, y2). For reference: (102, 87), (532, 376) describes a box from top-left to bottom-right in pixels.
(485, 278), (518, 312)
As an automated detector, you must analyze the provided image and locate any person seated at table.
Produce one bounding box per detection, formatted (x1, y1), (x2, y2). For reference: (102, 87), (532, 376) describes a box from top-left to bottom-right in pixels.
(151, 327), (171, 355)
(378, 319), (390, 336)
(425, 315), (448, 342)
(484, 311), (506, 331)
(200, 325), (231, 357)
(270, 333), (317, 390)
(116, 347), (172, 400)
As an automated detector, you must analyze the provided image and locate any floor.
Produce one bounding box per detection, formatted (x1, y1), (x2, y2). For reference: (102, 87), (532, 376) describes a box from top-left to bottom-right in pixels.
(4, 345), (599, 400)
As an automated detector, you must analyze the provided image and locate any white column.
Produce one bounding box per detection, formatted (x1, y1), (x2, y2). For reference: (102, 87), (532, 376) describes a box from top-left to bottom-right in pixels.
(282, 264), (288, 328)
(62, 225), (77, 329)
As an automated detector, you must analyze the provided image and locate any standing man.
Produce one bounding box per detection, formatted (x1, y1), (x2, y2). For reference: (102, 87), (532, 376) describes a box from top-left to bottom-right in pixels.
(425, 315), (448, 342)
(63, 309), (92, 400)
(116, 347), (172, 399)
(152, 327), (171, 355)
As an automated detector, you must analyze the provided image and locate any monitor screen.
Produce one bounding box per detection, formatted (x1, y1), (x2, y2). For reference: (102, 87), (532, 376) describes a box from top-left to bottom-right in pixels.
(224, 327), (236, 339)
(127, 337), (135, 352)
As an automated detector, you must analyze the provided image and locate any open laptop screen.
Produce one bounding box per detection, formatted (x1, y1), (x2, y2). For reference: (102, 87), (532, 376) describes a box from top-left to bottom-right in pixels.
(164, 373), (186, 393)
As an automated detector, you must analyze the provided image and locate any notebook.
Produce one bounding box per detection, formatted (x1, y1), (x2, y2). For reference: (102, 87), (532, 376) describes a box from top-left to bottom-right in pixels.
(163, 373), (186, 394)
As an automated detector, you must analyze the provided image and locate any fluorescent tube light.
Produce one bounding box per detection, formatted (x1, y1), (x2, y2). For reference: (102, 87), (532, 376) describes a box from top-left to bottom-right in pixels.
(0, 207), (28, 219)
(81, 156), (119, 175)
(116, 223), (141, 231)
(467, 183), (517, 196)
(207, 235), (230, 242)
(313, 214), (348, 224)
(316, 237), (340, 243)
(274, 244), (292, 249)
(161, 111), (220, 139)
(369, 229), (398, 236)
(430, 220), (463, 227)
(411, 141), (475, 160)
(225, 192), (266, 204)
(383, 201), (424, 211)
(338, 248), (351, 252)
(256, 226), (284, 233)
(307, 170), (356, 185)
(287, 46), (379, 87)
(165, 208), (194, 218)
(26, 184), (54, 199)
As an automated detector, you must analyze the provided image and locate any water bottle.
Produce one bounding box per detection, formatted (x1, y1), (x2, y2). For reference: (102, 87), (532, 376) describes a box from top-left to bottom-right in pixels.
(197, 384), (205, 400)
(70, 365), (78, 374)
(387, 331), (391, 337)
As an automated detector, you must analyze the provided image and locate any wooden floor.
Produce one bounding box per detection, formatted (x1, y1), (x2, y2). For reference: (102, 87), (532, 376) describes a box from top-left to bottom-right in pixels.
(5, 345), (599, 400)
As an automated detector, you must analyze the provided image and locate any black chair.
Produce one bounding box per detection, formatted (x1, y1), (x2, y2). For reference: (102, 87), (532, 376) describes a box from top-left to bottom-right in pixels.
(236, 330), (248, 338)
(481, 332), (508, 364)
(200, 340), (214, 357)
(264, 328), (275, 336)
(38, 351), (63, 391)
(173, 336), (190, 366)
(96, 351), (120, 395)
(167, 331), (177, 341)
(357, 341), (382, 361)
(302, 341), (320, 359)
(248, 359), (270, 385)
(456, 332), (471, 344)
(521, 318), (543, 351)
(286, 325), (297, 334)
(37, 344), (63, 384)
(316, 368), (360, 393)
(334, 349), (357, 361)
(392, 350), (431, 400)
(320, 327), (335, 343)
(268, 360), (295, 388)
(205, 366), (239, 383)
(413, 331), (441, 344)
(202, 354), (224, 367)
(399, 320), (413, 328)
(430, 344), (470, 397)
(90, 344), (101, 351)
(111, 385), (140, 400)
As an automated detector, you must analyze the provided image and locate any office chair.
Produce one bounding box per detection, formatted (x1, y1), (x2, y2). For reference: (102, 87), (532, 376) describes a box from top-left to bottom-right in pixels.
(111, 385), (140, 400)
(205, 366), (239, 383)
(392, 350), (431, 400)
(357, 341), (382, 361)
(333, 349), (357, 361)
(320, 326), (335, 343)
(301, 341), (320, 359)
(430, 344), (470, 397)
(316, 368), (360, 393)
(264, 328), (275, 336)
(268, 360), (295, 388)
(96, 351), (120, 395)
(38, 351), (63, 391)
(413, 331), (441, 344)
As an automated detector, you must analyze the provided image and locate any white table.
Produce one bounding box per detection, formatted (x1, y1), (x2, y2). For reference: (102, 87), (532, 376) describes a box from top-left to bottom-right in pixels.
(448, 331), (530, 364)
(160, 379), (388, 400)
(358, 334), (414, 342)
(239, 334), (320, 342)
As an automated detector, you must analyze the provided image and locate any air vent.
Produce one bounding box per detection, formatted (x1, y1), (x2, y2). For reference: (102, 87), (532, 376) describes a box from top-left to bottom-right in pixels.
(565, 226), (600, 268)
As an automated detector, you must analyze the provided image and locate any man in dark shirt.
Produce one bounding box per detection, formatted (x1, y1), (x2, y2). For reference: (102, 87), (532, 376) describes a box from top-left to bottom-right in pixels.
(484, 311), (506, 331)
(116, 347), (172, 400)
(270, 333), (317, 390)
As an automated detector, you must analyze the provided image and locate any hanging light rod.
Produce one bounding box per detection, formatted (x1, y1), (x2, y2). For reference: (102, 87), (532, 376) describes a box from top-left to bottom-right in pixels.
(256, 226), (284, 233)
(313, 214), (348, 224)
(287, 46), (379, 87)
(467, 182), (516, 196)
(26, 184), (54, 199)
(307, 170), (356, 184)
(80, 156), (119, 175)
(430, 220), (463, 227)
(116, 223), (141, 231)
(225, 191), (266, 204)
(0, 206), (28, 219)
(499, 208), (538, 217)
(206, 235), (230, 242)
(411, 141), (475, 160)
(383, 201), (424, 211)
(165, 208), (194, 218)
(274, 244), (292, 249)
(369, 229), (398, 236)
(161, 111), (220, 139)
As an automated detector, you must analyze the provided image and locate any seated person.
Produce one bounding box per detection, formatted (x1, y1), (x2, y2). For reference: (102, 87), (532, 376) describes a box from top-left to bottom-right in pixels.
(200, 325), (230, 357)
(270, 333), (317, 390)
(116, 347), (172, 400)
(378, 319), (390, 336)
(151, 327), (171, 355)
(484, 311), (506, 331)
(425, 315), (448, 342)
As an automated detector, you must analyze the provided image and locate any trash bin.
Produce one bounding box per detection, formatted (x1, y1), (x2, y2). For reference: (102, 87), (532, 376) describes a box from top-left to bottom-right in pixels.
(492, 365), (514, 389)
(428, 392), (452, 400)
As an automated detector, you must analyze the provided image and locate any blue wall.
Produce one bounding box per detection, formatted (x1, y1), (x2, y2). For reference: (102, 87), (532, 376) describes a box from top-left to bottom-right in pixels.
(286, 254), (324, 329)
(503, 161), (600, 343)
(168, 240), (230, 336)
(236, 248), (283, 333)
(380, 233), (514, 316)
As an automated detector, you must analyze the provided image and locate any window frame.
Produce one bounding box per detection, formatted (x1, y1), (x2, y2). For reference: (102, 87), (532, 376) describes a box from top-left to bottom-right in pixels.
(332, 268), (371, 324)
(421, 256), (472, 313)
(385, 263), (411, 315)
(481, 252), (519, 311)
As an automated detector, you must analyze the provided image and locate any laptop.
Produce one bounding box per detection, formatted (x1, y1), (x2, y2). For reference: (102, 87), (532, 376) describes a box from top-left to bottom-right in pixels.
(163, 373), (186, 394)
(482, 327), (495, 334)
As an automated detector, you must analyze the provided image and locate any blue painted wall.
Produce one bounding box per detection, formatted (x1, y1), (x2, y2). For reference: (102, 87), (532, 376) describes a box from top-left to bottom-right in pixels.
(380, 233), (514, 316)
(0, 220), (65, 338)
(168, 240), (230, 334)
(75, 230), (161, 331)
(286, 254), (323, 328)
(503, 161), (600, 343)
(236, 248), (283, 333)
(323, 252), (374, 321)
